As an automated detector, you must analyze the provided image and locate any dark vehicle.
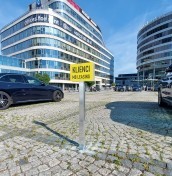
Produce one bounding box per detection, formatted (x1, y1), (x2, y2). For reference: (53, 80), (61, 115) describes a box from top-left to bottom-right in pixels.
(158, 64), (172, 107)
(153, 84), (159, 91)
(132, 85), (141, 91)
(126, 86), (132, 91)
(114, 85), (124, 91)
(0, 73), (64, 110)
(90, 86), (97, 92)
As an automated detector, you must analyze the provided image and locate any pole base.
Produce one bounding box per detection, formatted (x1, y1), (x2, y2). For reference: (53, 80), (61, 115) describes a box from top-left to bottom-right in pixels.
(79, 144), (86, 150)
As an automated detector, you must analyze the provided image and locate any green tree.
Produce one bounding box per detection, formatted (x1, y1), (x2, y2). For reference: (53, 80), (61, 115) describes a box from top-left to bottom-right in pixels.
(35, 73), (50, 84)
(111, 82), (116, 87)
(85, 81), (95, 88)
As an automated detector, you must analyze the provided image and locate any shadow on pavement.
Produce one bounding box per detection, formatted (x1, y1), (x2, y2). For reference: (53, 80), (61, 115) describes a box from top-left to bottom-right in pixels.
(106, 101), (172, 137)
(33, 120), (79, 147)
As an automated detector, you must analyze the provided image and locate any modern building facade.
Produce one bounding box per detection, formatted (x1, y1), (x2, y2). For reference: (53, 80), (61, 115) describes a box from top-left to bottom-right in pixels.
(0, 55), (29, 74)
(115, 73), (137, 86)
(137, 12), (172, 86)
(0, 0), (114, 90)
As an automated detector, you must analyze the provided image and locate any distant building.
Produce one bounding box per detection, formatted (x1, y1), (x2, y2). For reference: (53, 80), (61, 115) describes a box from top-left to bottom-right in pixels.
(115, 73), (137, 86)
(0, 0), (114, 90)
(137, 12), (172, 86)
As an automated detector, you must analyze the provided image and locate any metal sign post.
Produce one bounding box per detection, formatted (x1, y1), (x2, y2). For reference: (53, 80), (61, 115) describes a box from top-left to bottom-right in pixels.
(70, 62), (95, 150)
(79, 82), (85, 150)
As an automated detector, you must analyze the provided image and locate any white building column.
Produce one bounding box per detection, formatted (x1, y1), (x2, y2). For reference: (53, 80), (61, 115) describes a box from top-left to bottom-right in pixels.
(62, 83), (65, 91)
(75, 84), (78, 91)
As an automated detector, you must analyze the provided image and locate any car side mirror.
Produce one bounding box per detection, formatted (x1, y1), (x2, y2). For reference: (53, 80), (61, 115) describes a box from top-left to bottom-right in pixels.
(40, 82), (45, 86)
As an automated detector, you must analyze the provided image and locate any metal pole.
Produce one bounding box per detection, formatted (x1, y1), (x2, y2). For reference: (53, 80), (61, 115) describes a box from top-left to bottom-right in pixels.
(79, 82), (85, 150)
(153, 62), (155, 91)
(143, 69), (144, 87)
(137, 69), (139, 86)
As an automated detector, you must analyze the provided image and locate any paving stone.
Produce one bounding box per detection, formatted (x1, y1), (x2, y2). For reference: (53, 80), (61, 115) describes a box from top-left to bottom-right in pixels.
(106, 155), (118, 162)
(60, 170), (73, 176)
(128, 168), (142, 176)
(97, 153), (107, 160)
(143, 171), (156, 176)
(121, 159), (132, 168)
(39, 170), (51, 176)
(117, 151), (126, 158)
(21, 163), (32, 172)
(76, 169), (90, 176)
(98, 168), (111, 175)
(118, 165), (130, 174)
(25, 168), (39, 176)
(153, 159), (167, 169)
(48, 159), (60, 167)
(50, 165), (62, 175)
(112, 170), (126, 176)
(59, 161), (69, 170)
(38, 164), (49, 172)
(9, 166), (21, 176)
(79, 161), (90, 167)
(70, 163), (82, 172)
(149, 165), (165, 175)
(92, 172), (102, 176)
(0, 170), (10, 176)
(0, 162), (7, 171)
(85, 156), (95, 163)
(31, 160), (42, 167)
(167, 162), (172, 170)
(6, 160), (17, 169)
(94, 160), (105, 167)
(133, 162), (144, 171)
(164, 169), (172, 176)
(87, 164), (99, 173)
(104, 163), (117, 170)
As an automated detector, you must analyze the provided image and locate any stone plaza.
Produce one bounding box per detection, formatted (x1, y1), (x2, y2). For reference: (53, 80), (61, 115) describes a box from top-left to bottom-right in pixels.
(0, 91), (171, 176)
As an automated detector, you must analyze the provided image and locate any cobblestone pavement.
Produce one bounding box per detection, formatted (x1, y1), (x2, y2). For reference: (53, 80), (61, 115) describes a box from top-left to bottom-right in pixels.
(0, 91), (172, 176)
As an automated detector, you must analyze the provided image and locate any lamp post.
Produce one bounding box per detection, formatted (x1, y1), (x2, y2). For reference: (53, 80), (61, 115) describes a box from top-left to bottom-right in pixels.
(153, 62), (155, 91)
(137, 67), (140, 86)
(35, 58), (42, 74)
(143, 65), (145, 87)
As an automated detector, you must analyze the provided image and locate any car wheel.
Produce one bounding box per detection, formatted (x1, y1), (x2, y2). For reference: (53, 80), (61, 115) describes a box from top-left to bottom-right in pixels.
(158, 90), (166, 107)
(0, 91), (12, 110)
(52, 90), (63, 102)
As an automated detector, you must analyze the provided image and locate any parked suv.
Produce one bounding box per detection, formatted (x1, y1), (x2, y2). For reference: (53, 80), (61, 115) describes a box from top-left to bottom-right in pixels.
(158, 64), (172, 107)
(0, 73), (64, 110)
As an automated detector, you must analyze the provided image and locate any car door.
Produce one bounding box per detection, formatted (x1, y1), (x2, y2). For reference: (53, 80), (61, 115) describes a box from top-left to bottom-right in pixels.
(1, 74), (29, 103)
(167, 77), (172, 101)
(23, 75), (51, 100)
(160, 77), (169, 99)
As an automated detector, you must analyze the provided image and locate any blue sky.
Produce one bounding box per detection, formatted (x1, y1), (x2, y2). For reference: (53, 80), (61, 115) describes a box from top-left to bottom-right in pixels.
(1, 0), (172, 76)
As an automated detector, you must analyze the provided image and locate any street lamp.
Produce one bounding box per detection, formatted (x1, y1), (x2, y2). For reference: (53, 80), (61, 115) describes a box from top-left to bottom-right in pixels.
(35, 58), (42, 74)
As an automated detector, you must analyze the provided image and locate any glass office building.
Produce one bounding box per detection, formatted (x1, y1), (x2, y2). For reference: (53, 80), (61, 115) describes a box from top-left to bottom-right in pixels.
(0, 55), (28, 74)
(137, 12), (172, 86)
(115, 73), (137, 87)
(0, 0), (114, 89)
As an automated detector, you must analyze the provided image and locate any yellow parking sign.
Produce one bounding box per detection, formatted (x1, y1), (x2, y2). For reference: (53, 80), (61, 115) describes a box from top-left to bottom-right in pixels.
(70, 62), (95, 82)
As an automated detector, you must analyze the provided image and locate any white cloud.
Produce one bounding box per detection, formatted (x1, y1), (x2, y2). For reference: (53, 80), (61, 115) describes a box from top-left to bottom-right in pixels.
(105, 16), (146, 77)
(105, 1), (172, 78)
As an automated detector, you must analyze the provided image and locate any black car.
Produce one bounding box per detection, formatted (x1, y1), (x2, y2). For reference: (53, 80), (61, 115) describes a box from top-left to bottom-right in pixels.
(114, 85), (124, 91)
(0, 73), (64, 110)
(132, 85), (142, 91)
(158, 64), (172, 107)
